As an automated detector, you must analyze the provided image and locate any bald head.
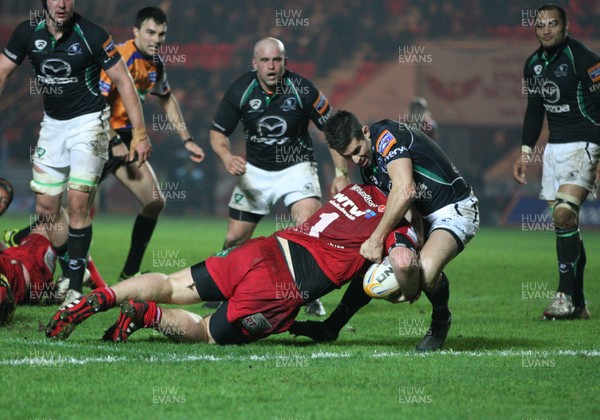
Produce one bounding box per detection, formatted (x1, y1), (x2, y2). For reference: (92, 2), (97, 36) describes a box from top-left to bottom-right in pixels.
(253, 37), (285, 58)
(252, 37), (287, 91)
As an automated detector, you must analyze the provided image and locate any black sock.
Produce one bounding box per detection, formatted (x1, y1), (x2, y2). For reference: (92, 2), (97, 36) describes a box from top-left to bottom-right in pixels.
(572, 241), (586, 307)
(424, 272), (450, 321)
(55, 242), (69, 277)
(67, 225), (92, 292)
(122, 214), (157, 277)
(14, 225), (32, 244)
(324, 275), (372, 334)
(555, 226), (580, 297)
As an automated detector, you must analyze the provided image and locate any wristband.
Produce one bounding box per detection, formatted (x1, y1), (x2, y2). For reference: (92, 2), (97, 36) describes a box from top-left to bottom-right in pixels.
(183, 137), (194, 145)
(521, 145), (533, 154)
(130, 127), (150, 152)
(335, 168), (348, 178)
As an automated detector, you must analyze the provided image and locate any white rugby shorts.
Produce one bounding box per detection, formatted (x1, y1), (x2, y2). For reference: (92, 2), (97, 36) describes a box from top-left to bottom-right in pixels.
(540, 142), (600, 201)
(228, 162), (321, 215)
(31, 108), (110, 195)
(424, 192), (479, 251)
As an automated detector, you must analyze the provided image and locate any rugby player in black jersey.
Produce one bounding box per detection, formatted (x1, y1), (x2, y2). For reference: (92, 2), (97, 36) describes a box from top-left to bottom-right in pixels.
(0, 0), (149, 307)
(209, 37), (350, 316)
(290, 110), (479, 351)
(513, 4), (600, 320)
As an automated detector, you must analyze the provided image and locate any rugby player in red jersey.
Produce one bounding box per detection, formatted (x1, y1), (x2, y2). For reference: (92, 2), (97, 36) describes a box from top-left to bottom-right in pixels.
(46, 184), (421, 344)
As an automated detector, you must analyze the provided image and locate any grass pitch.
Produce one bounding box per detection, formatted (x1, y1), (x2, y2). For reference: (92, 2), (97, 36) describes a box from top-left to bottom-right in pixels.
(0, 215), (599, 419)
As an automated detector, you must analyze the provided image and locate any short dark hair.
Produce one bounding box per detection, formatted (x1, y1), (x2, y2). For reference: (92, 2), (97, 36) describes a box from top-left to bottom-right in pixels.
(537, 4), (567, 25)
(135, 7), (168, 29)
(0, 178), (14, 206)
(323, 110), (364, 152)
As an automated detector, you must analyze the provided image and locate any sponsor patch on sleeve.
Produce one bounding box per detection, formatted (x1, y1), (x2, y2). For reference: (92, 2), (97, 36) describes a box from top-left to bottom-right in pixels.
(587, 62), (600, 83)
(103, 36), (118, 58)
(376, 130), (397, 157)
(312, 91), (330, 115)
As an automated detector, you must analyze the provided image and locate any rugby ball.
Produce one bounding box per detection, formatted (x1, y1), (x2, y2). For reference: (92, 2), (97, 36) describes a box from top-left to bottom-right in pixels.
(363, 257), (401, 299)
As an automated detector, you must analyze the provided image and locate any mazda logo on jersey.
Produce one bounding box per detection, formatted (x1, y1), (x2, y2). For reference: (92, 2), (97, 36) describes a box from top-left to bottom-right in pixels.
(41, 59), (71, 77)
(39, 58), (77, 85)
(257, 116), (287, 137)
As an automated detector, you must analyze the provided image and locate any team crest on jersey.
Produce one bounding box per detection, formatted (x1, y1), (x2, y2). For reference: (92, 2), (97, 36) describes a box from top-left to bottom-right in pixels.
(376, 130), (397, 157)
(378, 205), (385, 213)
(587, 62), (600, 83)
(534, 64), (543, 75)
(67, 43), (82, 56)
(554, 63), (568, 77)
(249, 99), (262, 110)
(34, 40), (47, 50)
(281, 97), (297, 111)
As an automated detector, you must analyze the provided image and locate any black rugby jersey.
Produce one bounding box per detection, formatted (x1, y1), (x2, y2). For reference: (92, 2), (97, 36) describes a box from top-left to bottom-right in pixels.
(361, 120), (471, 216)
(3, 14), (121, 120)
(211, 70), (332, 171)
(523, 36), (600, 146)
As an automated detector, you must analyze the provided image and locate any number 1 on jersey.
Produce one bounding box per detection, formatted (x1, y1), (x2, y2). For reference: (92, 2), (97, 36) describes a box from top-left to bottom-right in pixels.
(308, 212), (339, 238)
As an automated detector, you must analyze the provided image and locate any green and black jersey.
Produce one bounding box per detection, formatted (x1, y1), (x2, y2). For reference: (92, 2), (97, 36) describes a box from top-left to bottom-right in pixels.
(522, 36), (600, 146)
(211, 70), (332, 171)
(3, 14), (121, 120)
(361, 119), (471, 217)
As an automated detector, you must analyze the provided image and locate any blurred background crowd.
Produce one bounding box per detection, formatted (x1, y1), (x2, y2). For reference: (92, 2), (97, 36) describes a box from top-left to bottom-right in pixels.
(1, 0), (599, 223)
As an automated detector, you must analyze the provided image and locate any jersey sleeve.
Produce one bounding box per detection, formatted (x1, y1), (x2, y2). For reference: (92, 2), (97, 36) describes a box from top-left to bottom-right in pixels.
(384, 222), (419, 254)
(302, 77), (332, 130)
(577, 45), (600, 101)
(2, 20), (32, 65)
(88, 24), (121, 72)
(211, 83), (241, 136)
(373, 122), (411, 167)
(521, 60), (546, 148)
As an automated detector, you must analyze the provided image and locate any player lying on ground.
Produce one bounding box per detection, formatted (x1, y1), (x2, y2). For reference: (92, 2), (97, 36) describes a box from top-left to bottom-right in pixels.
(46, 183), (421, 344)
(0, 178), (105, 325)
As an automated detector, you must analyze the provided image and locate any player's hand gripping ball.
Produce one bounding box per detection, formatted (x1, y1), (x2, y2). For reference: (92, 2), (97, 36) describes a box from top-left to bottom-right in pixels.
(363, 257), (401, 299)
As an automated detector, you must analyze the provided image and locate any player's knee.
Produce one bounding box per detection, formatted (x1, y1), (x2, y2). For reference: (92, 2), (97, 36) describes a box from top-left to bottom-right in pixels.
(552, 193), (580, 229)
(143, 197), (165, 218)
(553, 207), (577, 229)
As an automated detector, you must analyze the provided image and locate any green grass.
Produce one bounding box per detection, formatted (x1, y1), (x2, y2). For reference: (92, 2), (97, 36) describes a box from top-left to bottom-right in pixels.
(1, 215), (599, 419)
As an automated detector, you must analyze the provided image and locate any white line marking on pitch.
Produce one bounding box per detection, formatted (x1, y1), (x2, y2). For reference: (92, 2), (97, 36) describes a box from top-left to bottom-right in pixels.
(0, 338), (598, 366)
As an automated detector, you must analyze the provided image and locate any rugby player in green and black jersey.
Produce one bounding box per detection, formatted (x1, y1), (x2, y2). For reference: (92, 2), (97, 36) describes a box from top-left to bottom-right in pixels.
(209, 37), (350, 316)
(290, 110), (480, 352)
(0, 0), (149, 307)
(513, 4), (600, 320)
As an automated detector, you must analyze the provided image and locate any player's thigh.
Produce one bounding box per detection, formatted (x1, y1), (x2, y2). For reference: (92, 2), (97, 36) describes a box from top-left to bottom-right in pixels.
(540, 142), (600, 201)
(166, 267), (203, 305)
(290, 197), (321, 224)
(419, 229), (458, 287)
(279, 162), (322, 210)
(114, 161), (162, 206)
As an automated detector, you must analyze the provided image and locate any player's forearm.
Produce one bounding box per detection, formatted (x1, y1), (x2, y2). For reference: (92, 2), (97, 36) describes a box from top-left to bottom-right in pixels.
(329, 147), (348, 177)
(161, 95), (191, 140)
(371, 186), (413, 243)
(209, 130), (233, 162)
(521, 100), (545, 148)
